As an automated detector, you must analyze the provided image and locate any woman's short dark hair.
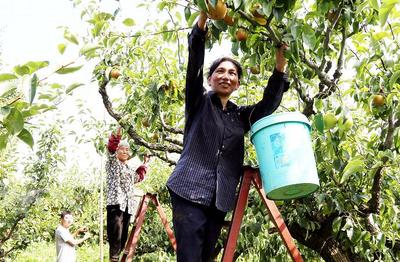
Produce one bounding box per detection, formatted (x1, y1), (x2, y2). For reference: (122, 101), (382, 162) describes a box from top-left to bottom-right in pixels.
(60, 211), (72, 219)
(208, 57), (243, 80)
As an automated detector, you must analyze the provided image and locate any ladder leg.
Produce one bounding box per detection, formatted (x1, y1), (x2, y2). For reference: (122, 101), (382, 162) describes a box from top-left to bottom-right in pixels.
(150, 194), (177, 251)
(252, 177), (304, 262)
(221, 168), (254, 262)
(120, 194), (150, 262)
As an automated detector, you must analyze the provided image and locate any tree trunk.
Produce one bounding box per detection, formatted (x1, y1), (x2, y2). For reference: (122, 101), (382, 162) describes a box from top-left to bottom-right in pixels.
(288, 223), (358, 262)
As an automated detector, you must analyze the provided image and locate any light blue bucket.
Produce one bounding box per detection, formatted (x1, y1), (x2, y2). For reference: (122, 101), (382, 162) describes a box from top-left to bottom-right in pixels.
(250, 112), (319, 200)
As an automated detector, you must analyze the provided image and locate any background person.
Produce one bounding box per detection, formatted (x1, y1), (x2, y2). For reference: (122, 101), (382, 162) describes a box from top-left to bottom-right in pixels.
(55, 211), (90, 262)
(105, 128), (147, 261)
(166, 12), (289, 262)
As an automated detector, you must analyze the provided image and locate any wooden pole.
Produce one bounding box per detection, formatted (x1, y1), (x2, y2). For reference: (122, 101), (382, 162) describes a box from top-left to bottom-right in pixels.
(99, 164), (104, 261)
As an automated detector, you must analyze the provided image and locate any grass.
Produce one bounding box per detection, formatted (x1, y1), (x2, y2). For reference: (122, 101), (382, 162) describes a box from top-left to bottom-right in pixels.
(12, 241), (176, 262)
(13, 241), (109, 262)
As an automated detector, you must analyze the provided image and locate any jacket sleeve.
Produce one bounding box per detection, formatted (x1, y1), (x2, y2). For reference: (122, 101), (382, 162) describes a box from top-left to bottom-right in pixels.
(239, 68), (290, 132)
(107, 133), (121, 154)
(185, 23), (208, 118)
(135, 164), (148, 182)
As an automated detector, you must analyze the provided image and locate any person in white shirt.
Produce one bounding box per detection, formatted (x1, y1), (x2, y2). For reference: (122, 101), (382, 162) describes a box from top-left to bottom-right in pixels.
(55, 211), (90, 262)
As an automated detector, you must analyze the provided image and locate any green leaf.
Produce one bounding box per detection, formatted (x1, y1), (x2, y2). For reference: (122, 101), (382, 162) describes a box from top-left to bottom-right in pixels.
(56, 65), (83, 74)
(389, 70), (400, 88)
(233, 0), (242, 10)
(25, 61), (49, 73)
(184, 6), (191, 21)
(273, 8), (286, 22)
(262, 1), (273, 16)
(21, 107), (40, 118)
(0, 73), (18, 82)
(314, 114), (324, 134)
(0, 133), (8, 150)
(377, 232), (386, 249)
(187, 11), (199, 27)
(79, 45), (100, 57)
(30, 74), (38, 104)
(66, 83), (84, 94)
(17, 128), (34, 148)
(123, 18), (135, 26)
(346, 227), (354, 239)
(212, 19), (227, 31)
(107, 36), (119, 47)
(196, 0), (208, 12)
(1, 88), (17, 98)
(64, 31), (79, 45)
(340, 158), (364, 184)
(379, 2), (397, 25)
(58, 43), (66, 54)
(369, 0), (379, 10)
(302, 24), (317, 49)
(231, 41), (239, 56)
(4, 108), (24, 135)
(0, 106), (11, 116)
(13, 65), (30, 76)
(332, 217), (342, 234)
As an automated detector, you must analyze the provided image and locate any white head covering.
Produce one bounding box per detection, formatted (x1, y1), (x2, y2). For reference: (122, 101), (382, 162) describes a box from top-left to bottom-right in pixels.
(117, 139), (130, 149)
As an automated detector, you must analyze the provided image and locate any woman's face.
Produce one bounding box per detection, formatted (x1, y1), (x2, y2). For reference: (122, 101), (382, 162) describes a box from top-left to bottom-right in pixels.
(207, 61), (240, 98)
(116, 146), (130, 162)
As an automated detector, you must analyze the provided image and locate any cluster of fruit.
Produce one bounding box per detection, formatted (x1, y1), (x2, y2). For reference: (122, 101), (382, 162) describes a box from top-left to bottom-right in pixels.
(204, 0), (248, 42)
(204, 0), (268, 74)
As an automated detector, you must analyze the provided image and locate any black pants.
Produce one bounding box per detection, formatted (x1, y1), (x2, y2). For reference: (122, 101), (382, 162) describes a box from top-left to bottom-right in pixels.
(106, 205), (131, 261)
(169, 189), (227, 262)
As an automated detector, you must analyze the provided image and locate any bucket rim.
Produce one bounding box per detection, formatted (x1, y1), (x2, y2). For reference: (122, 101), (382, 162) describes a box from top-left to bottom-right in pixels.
(250, 112), (310, 139)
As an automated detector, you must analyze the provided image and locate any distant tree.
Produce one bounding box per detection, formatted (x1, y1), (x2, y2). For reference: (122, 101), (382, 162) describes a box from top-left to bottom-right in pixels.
(0, 126), (64, 258)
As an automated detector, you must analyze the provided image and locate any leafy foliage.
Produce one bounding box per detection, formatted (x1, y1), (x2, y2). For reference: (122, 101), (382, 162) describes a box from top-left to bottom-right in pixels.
(0, 126), (65, 258)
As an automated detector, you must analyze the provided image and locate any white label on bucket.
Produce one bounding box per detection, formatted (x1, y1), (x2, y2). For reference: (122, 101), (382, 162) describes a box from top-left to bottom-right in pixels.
(270, 133), (289, 169)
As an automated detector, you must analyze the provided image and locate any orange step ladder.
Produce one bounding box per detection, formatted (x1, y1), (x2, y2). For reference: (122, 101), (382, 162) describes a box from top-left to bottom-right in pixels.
(121, 167), (303, 262)
(121, 193), (177, 262)
(222, 166), (303, 261)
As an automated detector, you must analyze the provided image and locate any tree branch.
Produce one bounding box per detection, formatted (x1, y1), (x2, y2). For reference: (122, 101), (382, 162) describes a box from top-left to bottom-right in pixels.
(383, 112), (395, 150)
(366, 113), (396, 213)
(288, 216), (355, 262)
(366, 165), (383, 214)
(115, 27), (192, 39)
(300, 52), (336, 94)
(150, 150), (176, 165)
(165, 136), (183, 147)
(293, 76), (315, 117)
(6, 97), (21, 106)
(0, 214), (25, 245)
(333, 26), (347, 82)
(264, 13), (281, 45)
(4, 244), (20, 257)
(167, 9), (183, 65)
(319, 5), (344, 71)
(98, 80), (183, 154)
(159, 112), (184, 135)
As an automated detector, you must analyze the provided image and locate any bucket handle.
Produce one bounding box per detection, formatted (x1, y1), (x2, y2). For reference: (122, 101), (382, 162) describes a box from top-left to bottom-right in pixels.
(248, 106), (256, 128)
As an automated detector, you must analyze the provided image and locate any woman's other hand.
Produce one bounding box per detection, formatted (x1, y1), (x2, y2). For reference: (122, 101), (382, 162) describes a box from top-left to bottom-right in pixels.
(197, 11), (208, 31)
(275, 43), (288, 73)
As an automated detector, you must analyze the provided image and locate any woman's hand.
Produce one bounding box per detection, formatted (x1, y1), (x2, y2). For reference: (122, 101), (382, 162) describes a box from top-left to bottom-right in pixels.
(275, 43), (288, 73)
(197, 11), (208, 31)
